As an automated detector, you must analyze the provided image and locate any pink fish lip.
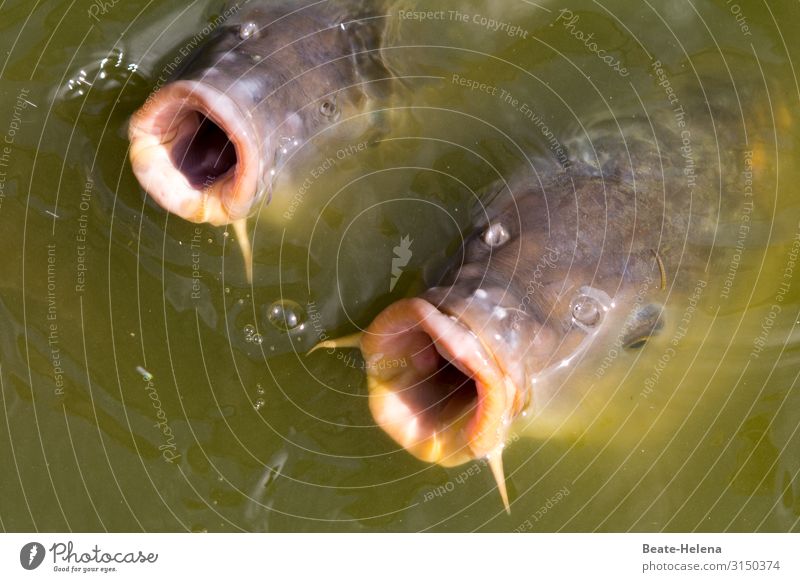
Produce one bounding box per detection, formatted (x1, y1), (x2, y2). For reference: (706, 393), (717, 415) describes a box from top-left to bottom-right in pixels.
(362, 297), (523, 467)
(128, 80), (265, 226)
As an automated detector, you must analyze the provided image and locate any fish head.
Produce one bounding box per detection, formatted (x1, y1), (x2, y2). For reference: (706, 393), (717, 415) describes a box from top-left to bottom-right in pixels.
(361, 180), (666, 469)
(128, 4), (371, 225)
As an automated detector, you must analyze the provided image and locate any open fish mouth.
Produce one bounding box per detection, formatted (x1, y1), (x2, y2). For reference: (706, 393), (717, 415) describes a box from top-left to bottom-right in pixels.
(128, 80), (265, 226)
(362, 298), (520, 468)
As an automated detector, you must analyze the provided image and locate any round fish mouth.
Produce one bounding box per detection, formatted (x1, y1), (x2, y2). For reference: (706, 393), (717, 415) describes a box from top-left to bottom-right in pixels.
(128, 81), (263, 226)
(362, 298), (518, 467)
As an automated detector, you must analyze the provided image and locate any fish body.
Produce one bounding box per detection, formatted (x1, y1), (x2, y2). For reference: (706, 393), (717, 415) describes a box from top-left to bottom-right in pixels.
(335, 68), (776, 505)
(129, 0), (389, 226)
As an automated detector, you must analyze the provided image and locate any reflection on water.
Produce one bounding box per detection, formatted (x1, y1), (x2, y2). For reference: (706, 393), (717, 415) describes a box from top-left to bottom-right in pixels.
(0, 0), (798, 531)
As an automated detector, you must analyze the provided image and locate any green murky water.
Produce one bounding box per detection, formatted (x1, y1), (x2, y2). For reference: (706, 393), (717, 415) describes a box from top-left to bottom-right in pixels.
(0, 0), (798, 532)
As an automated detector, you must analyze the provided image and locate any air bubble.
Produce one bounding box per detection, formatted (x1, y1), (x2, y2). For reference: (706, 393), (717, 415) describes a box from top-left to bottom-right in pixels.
(136, 366), (153, 381)
(254, 398), (265, 411)
(243, 324), (265, 344)
(266, 300), (306, 332)
(572, 294), (603, 328)
(239, 22), (259, 40)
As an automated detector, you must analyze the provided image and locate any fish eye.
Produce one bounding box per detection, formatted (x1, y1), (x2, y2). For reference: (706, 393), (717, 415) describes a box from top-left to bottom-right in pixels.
(482, 223), (510, 248)
(622, 303), (664, 350)
(571, 295), (602, 327)
(624, 336), (651, 349)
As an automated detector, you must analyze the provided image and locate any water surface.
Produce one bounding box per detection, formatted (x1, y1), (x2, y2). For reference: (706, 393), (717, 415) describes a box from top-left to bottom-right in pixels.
(0, 0), (798, 532)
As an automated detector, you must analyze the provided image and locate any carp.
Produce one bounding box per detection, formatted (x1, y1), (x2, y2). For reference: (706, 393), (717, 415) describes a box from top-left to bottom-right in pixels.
(128, 0), (390, 279)
(314, 67), (771, 511)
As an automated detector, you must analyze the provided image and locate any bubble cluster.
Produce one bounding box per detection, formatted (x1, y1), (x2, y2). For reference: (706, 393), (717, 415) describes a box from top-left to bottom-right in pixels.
(243, 324), (263, 345)
(61, 47), (138, 101)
